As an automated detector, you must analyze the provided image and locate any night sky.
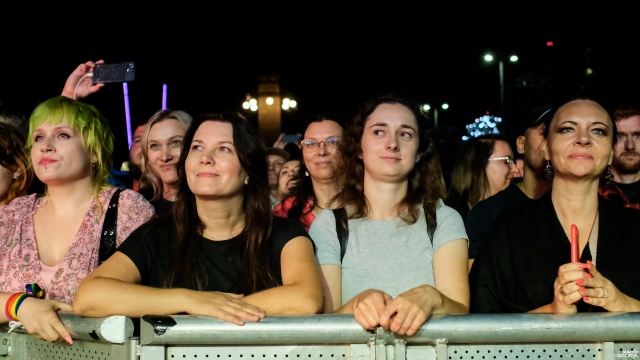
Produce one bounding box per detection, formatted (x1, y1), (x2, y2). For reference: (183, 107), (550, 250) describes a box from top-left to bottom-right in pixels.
(3, 9), (637, 168)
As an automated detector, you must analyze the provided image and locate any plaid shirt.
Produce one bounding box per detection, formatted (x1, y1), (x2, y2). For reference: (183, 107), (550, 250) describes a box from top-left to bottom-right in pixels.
(598, 182), (640, 210)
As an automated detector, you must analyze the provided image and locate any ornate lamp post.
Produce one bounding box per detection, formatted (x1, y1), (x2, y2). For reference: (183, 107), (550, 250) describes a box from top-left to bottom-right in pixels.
(241, 75), (297, 145)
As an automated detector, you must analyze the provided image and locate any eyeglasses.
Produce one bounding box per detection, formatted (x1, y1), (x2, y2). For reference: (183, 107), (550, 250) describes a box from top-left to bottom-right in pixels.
(488, 156), (517, 167)
(300, 136), (340, 153)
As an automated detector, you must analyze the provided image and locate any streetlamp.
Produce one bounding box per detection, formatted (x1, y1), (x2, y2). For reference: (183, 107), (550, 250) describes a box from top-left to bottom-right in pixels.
(483, 53), (518, 117)
(420, 102), (449, 127)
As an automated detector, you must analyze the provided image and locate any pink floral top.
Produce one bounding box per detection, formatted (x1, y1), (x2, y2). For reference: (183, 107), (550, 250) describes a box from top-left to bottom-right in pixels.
(0, 188), (156, 304)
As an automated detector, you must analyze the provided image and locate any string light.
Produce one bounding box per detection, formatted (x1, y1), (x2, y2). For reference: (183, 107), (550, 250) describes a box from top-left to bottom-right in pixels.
(462, 112), (503, 141)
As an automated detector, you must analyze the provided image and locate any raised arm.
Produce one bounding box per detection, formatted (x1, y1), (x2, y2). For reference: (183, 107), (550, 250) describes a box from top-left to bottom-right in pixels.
(61, 60), (105, 100)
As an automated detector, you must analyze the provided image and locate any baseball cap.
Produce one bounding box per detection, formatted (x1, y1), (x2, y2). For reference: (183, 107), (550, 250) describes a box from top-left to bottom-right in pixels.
(512, 104), (554, 138)
(529, 104), (554, 128)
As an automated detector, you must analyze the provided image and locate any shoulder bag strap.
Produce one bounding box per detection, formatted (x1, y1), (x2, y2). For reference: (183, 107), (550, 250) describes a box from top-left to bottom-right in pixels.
(99, 188), (124, 264)
(425, 203), (436, 245)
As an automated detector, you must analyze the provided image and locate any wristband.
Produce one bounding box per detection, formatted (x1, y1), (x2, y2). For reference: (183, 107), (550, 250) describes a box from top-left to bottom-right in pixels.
(4, 284), (46, 321)
(25, 283), (45, 299)
(5, 292), (28, 321)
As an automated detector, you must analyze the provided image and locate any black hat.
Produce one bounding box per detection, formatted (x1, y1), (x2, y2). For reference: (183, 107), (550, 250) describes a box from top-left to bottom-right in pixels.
(512, 104), (554, 138)
(529, 104), (554, 128)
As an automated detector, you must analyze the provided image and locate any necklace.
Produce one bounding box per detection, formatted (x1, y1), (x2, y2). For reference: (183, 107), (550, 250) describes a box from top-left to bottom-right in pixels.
(587, 212), (600, 266)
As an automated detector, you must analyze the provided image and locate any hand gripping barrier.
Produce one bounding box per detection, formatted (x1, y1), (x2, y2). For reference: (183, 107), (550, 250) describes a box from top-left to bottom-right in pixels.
(2, 312), (640, 359)
(0, 312), (135, 359)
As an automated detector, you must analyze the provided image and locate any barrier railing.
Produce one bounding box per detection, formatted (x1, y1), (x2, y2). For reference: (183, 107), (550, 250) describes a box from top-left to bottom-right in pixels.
(2, 312), (640, 359)
(0, 312), (136, 360)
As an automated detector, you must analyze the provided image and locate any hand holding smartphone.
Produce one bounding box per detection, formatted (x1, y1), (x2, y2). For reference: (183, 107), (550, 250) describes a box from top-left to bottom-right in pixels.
(92, 62), (136, 84)
(281, 134), (301, 144)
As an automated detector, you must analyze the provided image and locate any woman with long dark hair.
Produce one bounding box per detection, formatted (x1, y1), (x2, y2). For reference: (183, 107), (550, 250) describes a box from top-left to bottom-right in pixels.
(74, 111), (323, 324)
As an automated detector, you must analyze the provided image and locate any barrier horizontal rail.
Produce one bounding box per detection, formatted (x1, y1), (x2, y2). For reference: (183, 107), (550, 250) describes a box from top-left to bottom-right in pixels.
(0, 312), (134, 344)
(139, 312), (640, 345)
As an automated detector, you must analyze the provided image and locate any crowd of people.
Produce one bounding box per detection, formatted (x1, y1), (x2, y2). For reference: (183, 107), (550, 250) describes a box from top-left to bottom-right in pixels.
(2, 60), (640, 344)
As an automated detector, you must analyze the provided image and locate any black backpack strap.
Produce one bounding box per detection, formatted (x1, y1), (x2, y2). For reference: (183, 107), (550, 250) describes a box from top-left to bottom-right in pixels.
(424, 203), (436, 245)
(99, 188), (124, 264)
(333, 207), (349, 263)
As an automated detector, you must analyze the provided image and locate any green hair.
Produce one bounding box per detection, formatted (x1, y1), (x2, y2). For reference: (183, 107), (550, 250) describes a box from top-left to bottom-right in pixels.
(27, 96), (114, 194)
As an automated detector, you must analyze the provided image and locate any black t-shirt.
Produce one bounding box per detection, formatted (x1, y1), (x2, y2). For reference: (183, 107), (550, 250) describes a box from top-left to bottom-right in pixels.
(117, 214), (310, 293)
(466, 179), (534, 259)
(616, 181), (640, 202)
(138, 187), (174, 216)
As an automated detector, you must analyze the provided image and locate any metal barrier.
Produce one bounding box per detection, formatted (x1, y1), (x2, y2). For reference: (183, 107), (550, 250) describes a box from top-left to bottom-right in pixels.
(139, 312), (640, 360)
(0, 312), (136, 360)
(2, 312), (640, 359)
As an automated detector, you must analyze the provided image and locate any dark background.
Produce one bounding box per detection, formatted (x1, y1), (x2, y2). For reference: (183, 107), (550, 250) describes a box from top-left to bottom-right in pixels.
(2, 9), (637, 173)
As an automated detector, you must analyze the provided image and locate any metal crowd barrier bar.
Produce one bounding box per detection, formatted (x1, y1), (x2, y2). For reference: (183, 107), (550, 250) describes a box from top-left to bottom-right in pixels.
(2, 312), (640, 359)
(0, 312), (136, 360)
(139, 312), (640, 360)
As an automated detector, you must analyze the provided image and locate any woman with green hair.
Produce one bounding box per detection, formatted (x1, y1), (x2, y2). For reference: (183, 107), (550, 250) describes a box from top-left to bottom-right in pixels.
(0, 95), (155, 344)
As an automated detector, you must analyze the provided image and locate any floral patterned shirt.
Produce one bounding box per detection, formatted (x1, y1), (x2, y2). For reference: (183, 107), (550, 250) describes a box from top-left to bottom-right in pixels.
(0, 188), (155, 303)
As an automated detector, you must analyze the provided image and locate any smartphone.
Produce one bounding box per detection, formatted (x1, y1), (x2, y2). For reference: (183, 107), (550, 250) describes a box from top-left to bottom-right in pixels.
(92, 62), (136, 84)
(282, 134), (301, 143)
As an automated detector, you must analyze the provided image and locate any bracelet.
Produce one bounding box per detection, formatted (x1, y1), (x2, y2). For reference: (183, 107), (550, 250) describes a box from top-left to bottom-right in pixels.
(5, 292), (29, 322)
(25, 283), (45, 299)
(4, 284), (46, 321)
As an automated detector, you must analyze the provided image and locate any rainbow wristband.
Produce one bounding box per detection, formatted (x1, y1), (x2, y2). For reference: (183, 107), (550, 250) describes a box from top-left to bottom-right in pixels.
(4, 284), (46, 321)
(4, 292), (28, 322)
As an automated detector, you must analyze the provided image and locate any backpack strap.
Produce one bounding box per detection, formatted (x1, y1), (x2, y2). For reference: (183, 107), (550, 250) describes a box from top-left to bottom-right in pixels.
(99, 188), (124, 264)
(333, 207), (349, 263)
(424, 203), (436, 244)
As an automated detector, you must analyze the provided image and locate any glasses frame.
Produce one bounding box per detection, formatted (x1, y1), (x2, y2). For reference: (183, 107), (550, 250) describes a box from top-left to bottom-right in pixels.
(300, 136), (341, 153)
(488, 156), (517, 167)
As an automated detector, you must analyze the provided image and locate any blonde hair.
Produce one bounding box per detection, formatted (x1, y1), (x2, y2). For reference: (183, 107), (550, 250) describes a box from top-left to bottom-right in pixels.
(139, 109), (192, 201)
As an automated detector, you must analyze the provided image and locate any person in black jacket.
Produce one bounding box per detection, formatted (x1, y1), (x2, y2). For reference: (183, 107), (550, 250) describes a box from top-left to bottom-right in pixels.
(470, 98), (640, 314)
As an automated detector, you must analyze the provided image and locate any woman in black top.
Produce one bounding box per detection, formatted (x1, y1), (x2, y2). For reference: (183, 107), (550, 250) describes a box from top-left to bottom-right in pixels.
(470, 98), (640, 313)
(74, 112), (323, 325)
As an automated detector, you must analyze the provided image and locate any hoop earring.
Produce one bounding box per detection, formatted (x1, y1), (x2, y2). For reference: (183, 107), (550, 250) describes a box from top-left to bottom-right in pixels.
(545, 161), (554, 182)
(603, 165), (614, 184)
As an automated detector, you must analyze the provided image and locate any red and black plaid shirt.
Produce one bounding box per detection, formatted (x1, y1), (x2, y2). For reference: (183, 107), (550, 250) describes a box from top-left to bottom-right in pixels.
(598, 182), (640, 210)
